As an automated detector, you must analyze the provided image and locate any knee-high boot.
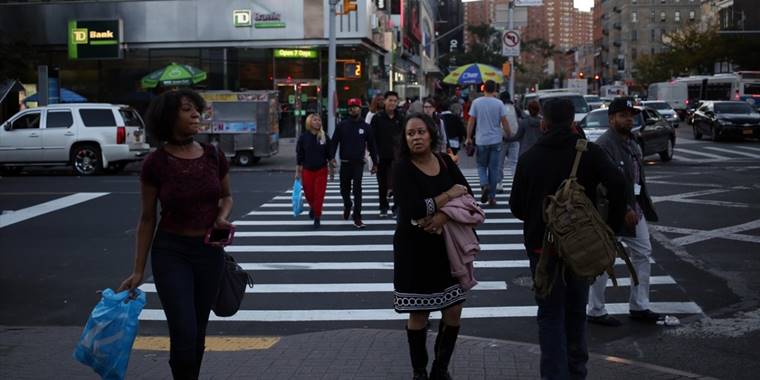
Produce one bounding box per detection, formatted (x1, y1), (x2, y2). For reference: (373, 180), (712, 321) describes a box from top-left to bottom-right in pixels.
(406, 327), (429, 380)
(430, 322), (460, 380)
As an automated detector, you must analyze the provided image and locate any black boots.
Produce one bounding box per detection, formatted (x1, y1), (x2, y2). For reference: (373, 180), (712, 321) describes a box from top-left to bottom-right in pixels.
(430, 322), (460, 380)
(406, 327), (429, 380)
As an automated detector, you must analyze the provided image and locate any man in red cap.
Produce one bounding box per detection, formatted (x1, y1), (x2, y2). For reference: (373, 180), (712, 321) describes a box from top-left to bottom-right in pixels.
(330, 98), (378, 228)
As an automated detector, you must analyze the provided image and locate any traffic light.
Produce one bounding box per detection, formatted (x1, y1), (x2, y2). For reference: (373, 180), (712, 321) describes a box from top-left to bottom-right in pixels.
(578, 72), (585, 79)
(502, 62), (511, 78)
(342, 0), (357, 14)
(594, 74), (600, 81)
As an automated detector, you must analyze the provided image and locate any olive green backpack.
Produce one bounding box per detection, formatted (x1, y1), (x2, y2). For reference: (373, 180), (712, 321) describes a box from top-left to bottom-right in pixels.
(534, 139), (638, 298)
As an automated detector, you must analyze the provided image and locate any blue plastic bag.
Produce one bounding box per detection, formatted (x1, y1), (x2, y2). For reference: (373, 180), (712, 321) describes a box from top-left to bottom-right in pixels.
(73, 288), (146, 380)
(292, 179), (304, 217)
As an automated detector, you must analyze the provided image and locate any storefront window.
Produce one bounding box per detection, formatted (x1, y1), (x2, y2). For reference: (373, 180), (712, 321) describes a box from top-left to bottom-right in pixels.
(238, 48), (274, 90)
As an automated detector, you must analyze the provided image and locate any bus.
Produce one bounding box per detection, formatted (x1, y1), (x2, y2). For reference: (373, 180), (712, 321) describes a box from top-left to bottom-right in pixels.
(677, 72), (760, 105)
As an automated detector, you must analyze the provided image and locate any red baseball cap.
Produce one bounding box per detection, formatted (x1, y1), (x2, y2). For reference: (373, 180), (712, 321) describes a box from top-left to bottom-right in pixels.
(347, 98), (362, 107)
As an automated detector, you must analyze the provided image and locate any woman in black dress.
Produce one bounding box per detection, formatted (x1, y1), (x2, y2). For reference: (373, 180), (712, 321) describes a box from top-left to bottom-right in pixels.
(393, 113), (472, 380)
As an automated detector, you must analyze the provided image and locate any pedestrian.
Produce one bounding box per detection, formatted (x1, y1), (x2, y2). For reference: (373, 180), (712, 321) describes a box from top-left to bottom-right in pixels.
(497, 91), (521, 192)
(509, 98), (627, 380)
(330, 98), (378, 229)
(504, 100), (543, 157)
(464, 80), (512, 207)
(441, 102), (466, 156)
(117, 89), (233, 380)
(587, 97), (664, 326)
(296, 113), (334, 229)
(422, 97), (449, 154)
(370, 90), (404, 218)
(365, 94), (385, 125)
(393, 112), (472, 380)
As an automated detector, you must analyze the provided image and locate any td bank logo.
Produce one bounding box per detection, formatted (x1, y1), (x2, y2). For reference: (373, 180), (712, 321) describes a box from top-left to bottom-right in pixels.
(233, 10), (252, 27)
(72, 28), (88, 44)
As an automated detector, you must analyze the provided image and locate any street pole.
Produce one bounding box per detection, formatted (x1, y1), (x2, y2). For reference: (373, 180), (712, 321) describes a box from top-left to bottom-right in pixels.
(508, 0), (515, 99)
(328, 0), (338, 137)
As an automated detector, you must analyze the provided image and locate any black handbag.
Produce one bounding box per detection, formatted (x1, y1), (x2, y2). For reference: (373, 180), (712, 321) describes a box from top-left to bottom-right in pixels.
(213, 253), (253, 317)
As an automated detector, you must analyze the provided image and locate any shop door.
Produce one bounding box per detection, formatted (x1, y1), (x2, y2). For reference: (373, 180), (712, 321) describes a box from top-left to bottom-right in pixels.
(276, 80), (321, 139)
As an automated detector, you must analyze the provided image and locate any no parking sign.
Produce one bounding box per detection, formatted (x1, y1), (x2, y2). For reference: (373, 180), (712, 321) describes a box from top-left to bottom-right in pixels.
(502, 30), (521, 57)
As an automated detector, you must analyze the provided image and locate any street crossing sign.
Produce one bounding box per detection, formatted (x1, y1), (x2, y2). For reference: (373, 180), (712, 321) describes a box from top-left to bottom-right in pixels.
(502, 30), (521, 57)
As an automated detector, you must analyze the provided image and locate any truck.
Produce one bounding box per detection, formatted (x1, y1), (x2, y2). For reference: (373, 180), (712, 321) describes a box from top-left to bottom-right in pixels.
(563, 79), (588, 95)
(194, 91), (279, 166)
(600, 84), (629, 98)
(647, 81), (689, 118)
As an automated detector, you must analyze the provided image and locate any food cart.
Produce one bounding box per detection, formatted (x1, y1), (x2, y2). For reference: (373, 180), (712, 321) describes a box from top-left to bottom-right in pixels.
(195, 91), (279, 166)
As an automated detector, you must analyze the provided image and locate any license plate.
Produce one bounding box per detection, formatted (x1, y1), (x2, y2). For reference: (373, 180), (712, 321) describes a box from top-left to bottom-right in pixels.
(743, 129), (753, 135)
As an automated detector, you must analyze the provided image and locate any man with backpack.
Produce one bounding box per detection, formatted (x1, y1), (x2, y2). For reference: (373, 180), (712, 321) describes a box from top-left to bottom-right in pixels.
(587, 98), (663, 326)
(509, 98), (627, 379)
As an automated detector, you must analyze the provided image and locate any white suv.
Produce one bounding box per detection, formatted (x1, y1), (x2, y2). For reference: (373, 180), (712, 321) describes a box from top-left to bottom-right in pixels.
(0, 103), (149, 175)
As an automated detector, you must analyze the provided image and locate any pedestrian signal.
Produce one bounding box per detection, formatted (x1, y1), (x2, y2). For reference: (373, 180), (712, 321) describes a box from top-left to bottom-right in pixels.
(343, 0), (357, 14)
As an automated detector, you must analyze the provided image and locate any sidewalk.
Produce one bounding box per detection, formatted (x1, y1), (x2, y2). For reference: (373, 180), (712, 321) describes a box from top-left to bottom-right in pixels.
(0, 326), (713, 380)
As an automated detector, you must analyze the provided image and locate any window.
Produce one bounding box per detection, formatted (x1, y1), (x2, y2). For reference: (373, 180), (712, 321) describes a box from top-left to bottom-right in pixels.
(119, 109), (143, 127)
(650, 9), (656, 22)
(46, 111), (73, 128)
(675, 11), (680, 22)
(660, 11), (666, 22)
(632, 11), (638, 23)
(79, 109), (116, 127)
(632, 29), (638, 41)
(651, 29), (656, 41)
(689, 11), (695, 21)
(11, 112), (41, 130)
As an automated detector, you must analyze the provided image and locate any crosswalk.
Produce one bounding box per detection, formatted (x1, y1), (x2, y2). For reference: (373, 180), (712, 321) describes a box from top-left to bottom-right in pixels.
(671, 141), (760, 163)
(138, 169), (702, 324)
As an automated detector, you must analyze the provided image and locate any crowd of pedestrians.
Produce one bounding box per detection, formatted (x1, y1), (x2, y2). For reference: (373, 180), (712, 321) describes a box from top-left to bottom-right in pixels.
(116, 86), (668, 380)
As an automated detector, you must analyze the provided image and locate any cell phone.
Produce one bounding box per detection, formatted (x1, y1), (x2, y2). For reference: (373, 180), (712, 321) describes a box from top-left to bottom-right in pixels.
(205, 226), (235, 246)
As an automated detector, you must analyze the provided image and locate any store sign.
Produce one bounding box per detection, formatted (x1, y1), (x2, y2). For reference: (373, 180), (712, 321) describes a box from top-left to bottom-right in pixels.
(233, 10), (252, 27)
(233, 9), (286, 28)
(274, 49), (318, 59)
(68, 19), (122, 60)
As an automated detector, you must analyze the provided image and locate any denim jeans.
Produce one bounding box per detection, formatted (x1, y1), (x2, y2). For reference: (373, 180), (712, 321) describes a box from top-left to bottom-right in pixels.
(498, 140), (520, 186)
(476, 143), (502, 201)
(151, 230), (225, 380)
(529, 253), (590, 380)
(339, 160), (365, 219)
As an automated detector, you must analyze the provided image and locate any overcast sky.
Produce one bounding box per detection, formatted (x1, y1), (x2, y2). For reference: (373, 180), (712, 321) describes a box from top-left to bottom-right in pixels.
(575, 0), (593, 11)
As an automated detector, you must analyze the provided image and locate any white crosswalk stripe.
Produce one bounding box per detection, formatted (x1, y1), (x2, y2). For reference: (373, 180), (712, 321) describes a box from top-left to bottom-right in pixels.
(139, 172), (702, 323)
(673, 144), (760, 162)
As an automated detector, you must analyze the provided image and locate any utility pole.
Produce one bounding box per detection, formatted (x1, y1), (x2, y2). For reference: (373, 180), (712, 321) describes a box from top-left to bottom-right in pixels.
(328, 0), (338, 137)
(508, 0), (515, 98)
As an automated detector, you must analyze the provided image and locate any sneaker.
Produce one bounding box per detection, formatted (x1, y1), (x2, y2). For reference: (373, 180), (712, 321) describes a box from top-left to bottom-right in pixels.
(343, 207), (351, 221)
(587, 314), (622, 327)
(496, 183), (503, 193)
(353, 219), (366, 229)
(313, 217), (321, 229)
(480, 186), (490, 204)
(629, 309), (664, 324)
(488, 198), (497, 207)
(379, 209), (388, 218)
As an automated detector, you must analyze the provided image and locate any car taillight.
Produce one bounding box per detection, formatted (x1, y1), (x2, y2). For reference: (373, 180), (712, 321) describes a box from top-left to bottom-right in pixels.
(117, 126), (126, 144)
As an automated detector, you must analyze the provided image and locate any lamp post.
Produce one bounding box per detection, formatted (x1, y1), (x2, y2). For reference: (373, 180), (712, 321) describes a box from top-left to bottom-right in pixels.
(328, 0), (338, 137)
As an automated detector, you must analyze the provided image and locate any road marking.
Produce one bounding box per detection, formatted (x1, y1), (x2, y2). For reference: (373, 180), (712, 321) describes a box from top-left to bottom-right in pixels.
(735, 145), (760, 153)
(233, 218), (522, 226)
(139, 302), (702, 322)
(133, 336), (279, 351)
(651, 224), (760, 244)
(670, 219), (760, 246)
(233, 258), (654, 271)
(0, 192), (109, 229)
(650, 189), (730, 203)
(261, 201), (508, 208)
(673, 148), (727, 160)
(225, 243), (524, 253)
(273, 194), (511, 201)
(236, 229), (522, 237)
(704, 146), (760, 159)
(249, 209), (511, 216)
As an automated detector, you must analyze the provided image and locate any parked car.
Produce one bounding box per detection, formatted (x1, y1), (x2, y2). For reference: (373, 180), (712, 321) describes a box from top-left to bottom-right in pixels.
(584, 95), (605, 110)
(641, 101), (681, 128)
(578, 106), (676, 161)
(691, 101), (760, 141)
(536, 92), (590, 123)
(0, 103), (149, 175)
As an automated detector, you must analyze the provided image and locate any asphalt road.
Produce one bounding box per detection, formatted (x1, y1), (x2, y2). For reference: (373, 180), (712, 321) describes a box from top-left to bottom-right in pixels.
(1, 125), (759, 378)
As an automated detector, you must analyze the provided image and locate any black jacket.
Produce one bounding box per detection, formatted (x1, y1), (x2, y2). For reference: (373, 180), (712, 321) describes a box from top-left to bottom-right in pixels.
(296, 132), (333, 170)
(441, 111), (466, 144)
(370, 110), (404, 160)
(595, 128), (659, 237)
(509, 127), (627, 252)
(330, 117), (378, 163)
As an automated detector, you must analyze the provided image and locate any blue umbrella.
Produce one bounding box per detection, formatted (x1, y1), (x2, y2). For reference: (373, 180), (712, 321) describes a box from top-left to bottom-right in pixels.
(24, 88), (87, 104)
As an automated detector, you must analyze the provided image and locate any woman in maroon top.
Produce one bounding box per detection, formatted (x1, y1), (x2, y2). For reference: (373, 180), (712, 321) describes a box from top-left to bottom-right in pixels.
(117, 89), (233, 380)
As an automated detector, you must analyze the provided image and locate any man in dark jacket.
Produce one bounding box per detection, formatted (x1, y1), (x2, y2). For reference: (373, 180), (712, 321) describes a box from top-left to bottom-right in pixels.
(331, 98), (378, 228)
(370, 91), (403, 217)
(509, 98), (627, 380)
(587, 98), (663, 326)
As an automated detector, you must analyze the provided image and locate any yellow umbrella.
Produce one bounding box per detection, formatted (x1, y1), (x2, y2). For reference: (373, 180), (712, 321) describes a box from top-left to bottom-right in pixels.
(443, 64), (504, 85)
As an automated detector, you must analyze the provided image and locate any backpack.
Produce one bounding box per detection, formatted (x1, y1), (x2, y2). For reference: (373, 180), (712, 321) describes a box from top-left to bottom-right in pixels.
(533, 139), (638, 298)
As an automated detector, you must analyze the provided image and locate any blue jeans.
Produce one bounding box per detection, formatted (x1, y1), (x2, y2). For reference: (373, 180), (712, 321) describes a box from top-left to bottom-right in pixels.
(476, 143), (502, 201)
(499, 141), (520, 186)
(529, 253), (590, 380)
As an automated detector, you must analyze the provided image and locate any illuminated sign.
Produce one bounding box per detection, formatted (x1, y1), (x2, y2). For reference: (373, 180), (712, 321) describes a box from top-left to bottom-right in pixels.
(274, 49), (318, 59)
(233, 9), (286, 28)
(67, 20), (122, 60)
(344, 62), (362, 79)
(233, 10), (252, 27)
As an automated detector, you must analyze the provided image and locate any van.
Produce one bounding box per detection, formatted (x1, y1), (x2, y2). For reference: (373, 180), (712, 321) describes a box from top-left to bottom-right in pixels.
(0, 103), (149, 175)
(647, 81), (688, 119)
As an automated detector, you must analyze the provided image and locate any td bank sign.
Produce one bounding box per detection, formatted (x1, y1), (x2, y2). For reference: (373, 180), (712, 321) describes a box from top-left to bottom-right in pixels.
(233, 9), (286, 28)
(68, 20), (123, 60)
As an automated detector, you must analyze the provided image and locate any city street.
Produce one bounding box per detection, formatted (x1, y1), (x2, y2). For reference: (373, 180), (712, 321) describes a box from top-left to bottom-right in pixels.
(2, 125), (759, 378)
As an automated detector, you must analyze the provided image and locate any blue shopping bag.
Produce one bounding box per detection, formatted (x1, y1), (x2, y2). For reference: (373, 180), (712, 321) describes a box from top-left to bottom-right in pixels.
(292, 179), (304, 217)
(73, 288), (146, 380)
